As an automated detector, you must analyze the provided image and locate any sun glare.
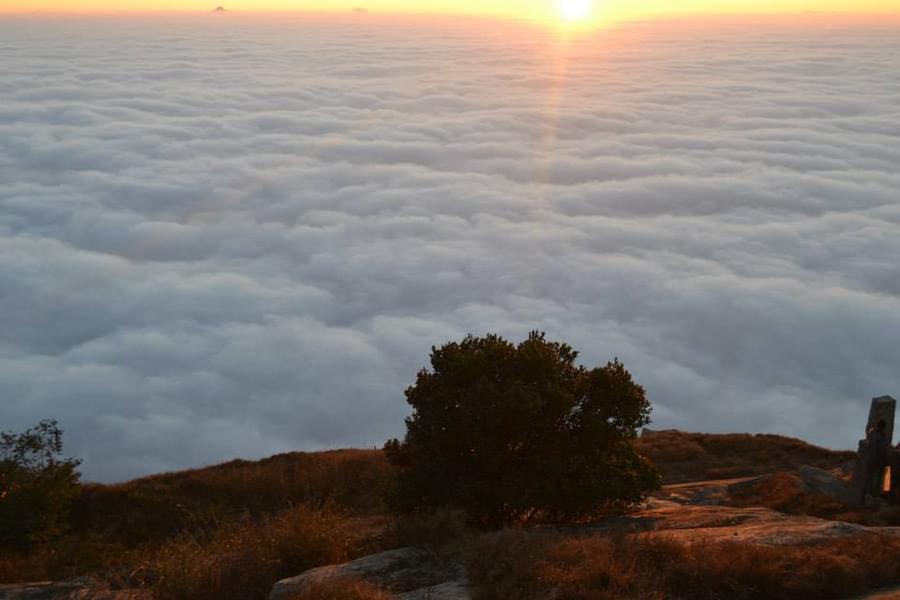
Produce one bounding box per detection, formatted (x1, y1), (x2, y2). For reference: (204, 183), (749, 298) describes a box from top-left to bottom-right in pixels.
(558, 0), (592, 20)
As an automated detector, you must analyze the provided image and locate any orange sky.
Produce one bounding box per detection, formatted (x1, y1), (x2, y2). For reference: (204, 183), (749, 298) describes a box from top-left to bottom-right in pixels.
(4, 0), (900, 22)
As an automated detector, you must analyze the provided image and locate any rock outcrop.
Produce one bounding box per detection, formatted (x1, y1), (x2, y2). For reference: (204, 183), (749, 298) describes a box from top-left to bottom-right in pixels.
(630, 498), (893, 545)
(798, 464), (856, 505)
(661, 466), (857, 509)
(269, 547), (468, 600)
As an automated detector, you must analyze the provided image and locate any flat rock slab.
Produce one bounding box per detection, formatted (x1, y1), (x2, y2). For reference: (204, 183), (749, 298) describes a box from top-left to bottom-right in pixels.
(269, 547), (467, 600)
(626, 499), (900, 545)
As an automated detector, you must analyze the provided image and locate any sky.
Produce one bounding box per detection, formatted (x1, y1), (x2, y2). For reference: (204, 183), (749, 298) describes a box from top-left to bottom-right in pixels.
(4, 0), (900, 21)
(1, 13), (899, 482)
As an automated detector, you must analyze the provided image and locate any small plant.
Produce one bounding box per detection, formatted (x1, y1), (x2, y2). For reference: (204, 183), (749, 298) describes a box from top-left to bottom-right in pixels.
(385, 332), (660, 527)
(0, 419), (82, 550)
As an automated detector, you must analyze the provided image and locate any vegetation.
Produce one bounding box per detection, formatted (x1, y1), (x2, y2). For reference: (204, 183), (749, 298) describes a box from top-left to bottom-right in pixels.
(0, 426), (861, 595)
(385, 332), (660, 526)
(468, 529), (900, 600)
(148, 505), (375, 600)
(0, 419), (82, 551)
(0, 448), (396, 596)
(0, 378), (870, 599)
(637, 429), (856, 483)
(285, 577), (392, 600)
(73, 449), (394, 546)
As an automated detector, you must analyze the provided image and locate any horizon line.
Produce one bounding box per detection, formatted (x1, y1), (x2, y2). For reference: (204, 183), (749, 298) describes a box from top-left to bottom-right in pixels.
(3, 8), (900, 23)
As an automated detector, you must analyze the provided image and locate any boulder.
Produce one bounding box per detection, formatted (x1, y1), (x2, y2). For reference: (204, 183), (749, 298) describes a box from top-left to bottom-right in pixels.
(723, 466), (855, 507)
(798, 465), (855, 505)
(269, 547), (467, 600)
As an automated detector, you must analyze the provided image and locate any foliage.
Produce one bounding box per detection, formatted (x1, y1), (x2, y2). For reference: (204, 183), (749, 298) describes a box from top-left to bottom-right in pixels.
(0, 419), (82, 550)
(468, 529), (900, 600)
(385, 332), (660, 527)
(384, 509), (473, 551)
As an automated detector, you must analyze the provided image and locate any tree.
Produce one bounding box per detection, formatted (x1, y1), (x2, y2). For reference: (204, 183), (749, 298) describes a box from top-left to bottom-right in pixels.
(0, 419), (82, 550)
(384, 332), (660, 527)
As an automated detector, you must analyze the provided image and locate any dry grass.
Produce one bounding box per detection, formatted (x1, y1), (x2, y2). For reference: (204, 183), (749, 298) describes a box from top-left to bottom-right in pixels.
(284, 578), (392, 600)
(73, 449), (394, 546)
(0, 449), (394, 589)
(637, 430), (855, 484)
(468, 529), (900, 600)
(0, 432), (870, 597)
(146, 505), (380, 600)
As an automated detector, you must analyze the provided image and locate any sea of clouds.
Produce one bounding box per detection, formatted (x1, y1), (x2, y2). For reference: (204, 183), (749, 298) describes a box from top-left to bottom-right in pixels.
(1, 14), (899, 481)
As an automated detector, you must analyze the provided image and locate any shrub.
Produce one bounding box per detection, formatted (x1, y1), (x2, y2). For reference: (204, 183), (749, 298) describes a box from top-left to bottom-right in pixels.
(385, 332), (660, 527)
(149, 505), (363, 600)
(0, 419), (81, 550)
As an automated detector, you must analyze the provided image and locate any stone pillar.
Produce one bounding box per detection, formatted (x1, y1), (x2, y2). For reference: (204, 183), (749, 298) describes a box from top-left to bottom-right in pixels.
(852, 395), (896, 505)
(867, 396), (896, 445)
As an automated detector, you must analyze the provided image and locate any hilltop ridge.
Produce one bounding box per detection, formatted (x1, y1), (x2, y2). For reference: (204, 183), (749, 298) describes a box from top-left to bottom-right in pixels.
(0, 431), (875, 600)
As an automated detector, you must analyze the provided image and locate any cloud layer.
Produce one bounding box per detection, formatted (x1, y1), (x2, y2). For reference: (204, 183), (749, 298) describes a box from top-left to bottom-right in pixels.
(1, 14), (899, 481)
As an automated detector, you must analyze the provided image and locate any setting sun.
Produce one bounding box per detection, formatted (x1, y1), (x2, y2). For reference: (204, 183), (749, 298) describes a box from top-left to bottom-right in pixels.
(558, 0), (592, 20)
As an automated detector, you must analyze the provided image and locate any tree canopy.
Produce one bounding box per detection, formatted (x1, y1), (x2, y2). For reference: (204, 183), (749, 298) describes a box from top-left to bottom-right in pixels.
(0, 419), (82, 550)
(385, 332), (660, 527)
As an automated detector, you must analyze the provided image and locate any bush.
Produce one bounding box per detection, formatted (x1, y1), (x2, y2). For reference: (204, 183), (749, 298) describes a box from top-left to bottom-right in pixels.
(0, 419), (81, 550)
(149, 505), (362, 600)
(385, 332), (660, 527)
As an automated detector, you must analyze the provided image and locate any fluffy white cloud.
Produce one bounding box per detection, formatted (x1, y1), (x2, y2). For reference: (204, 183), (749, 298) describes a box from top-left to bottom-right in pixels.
(1, 14), (899, 481)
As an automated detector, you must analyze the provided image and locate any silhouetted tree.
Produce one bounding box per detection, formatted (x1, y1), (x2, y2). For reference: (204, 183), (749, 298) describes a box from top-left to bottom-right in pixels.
(385, 332), (660, 527)
(0, 419), (81, 550)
